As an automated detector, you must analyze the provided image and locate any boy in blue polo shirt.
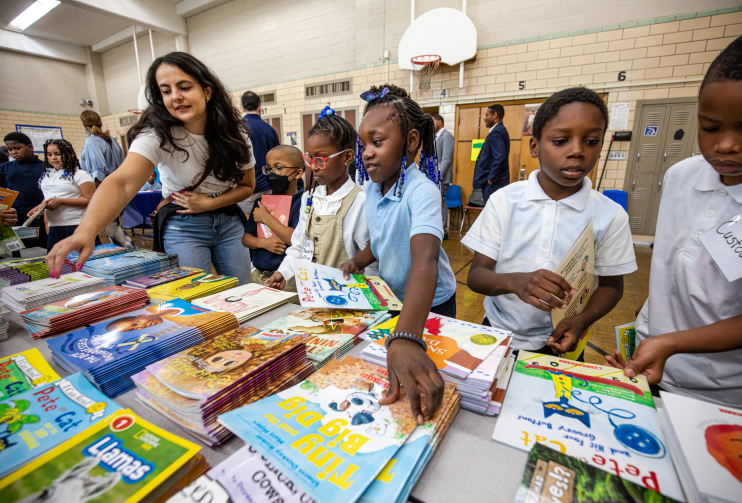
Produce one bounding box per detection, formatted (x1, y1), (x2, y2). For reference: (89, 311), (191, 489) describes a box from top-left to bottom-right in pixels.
(463, 88), (637, 359)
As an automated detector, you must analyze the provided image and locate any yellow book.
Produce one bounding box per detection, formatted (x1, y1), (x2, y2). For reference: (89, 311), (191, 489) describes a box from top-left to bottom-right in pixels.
(146, 273), (238, 303)
(0, 409), (203, 503)
(0, 348), (60, 401)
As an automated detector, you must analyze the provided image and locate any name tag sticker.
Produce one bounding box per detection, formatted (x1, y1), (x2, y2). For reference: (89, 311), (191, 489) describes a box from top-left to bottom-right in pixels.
(699, 212), (742, 282)
(301, 239), (314, 261)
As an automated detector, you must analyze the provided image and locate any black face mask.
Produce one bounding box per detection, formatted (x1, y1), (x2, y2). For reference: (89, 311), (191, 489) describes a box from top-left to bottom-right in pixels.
(266, 172), (293, 194)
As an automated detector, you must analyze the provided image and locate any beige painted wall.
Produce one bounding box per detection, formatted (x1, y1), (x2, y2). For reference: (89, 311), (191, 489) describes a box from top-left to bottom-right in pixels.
(0, 110), (88, 157)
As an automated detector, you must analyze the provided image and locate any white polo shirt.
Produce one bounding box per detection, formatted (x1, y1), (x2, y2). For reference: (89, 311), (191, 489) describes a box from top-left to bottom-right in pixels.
(462, 170), (637, 349)
(635, 156), (742, 407)
(40, 168), (95, 227)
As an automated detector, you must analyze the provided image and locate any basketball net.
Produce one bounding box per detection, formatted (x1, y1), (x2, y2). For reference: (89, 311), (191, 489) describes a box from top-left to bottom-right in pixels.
(411, 55), (441, 92)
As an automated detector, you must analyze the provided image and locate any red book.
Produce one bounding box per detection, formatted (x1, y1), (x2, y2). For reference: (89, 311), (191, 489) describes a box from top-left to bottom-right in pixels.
(257, 195), (291, 238)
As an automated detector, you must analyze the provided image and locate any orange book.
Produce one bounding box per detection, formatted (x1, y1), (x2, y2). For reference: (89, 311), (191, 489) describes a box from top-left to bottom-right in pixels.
(0, 188), (18, 225)
(257, 195), (291, 238)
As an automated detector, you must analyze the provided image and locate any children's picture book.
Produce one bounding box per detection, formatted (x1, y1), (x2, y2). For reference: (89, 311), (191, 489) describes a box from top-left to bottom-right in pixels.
(147, 273), (238, 304)
(0, 409), (207, 503)
(218, 356), (417, 503)
(551, 220), (595, 331)
(615, 322), (636, 361)
(362, 314), (510, 379)
(295, 261), (403, 311)
(0, 372), (122, 478)
(257, 194), (291, 238)
(514, 442), (681, 503)
(191, 283), (298, 323)
(658, 392), (742, 503)
(0, 348), (60, 402)
(125, 267), (203, 289)
(0, 223), (24, 255)
(0, 187), (18, 225)
(22, 202), (46, 227)
(492, 351), (684, 501)
(66, 244), (128, 264)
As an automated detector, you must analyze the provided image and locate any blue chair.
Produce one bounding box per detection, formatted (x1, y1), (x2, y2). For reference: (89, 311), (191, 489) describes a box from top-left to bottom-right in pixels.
(603, 189), (628, 212)
(446, 185), (463, 231)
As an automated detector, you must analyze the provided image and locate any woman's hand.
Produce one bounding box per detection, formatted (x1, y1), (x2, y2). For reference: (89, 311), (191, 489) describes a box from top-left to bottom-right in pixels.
(1, 208), (18, 226)
(252, 202), (275, 225)
(45, 229), (98, 278)
(604, 335), (674, 385)
(262, 236), (287, 254)
(45, 198), (62, 211)
(379, 339), (445, 424)
(171, 191), (215, 214)
(264, 271), (286, 290)
(339, 259), (363, 280)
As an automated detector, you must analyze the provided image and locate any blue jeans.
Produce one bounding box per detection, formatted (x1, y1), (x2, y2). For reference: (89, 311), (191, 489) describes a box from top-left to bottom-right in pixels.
(163, 212), (250, 285)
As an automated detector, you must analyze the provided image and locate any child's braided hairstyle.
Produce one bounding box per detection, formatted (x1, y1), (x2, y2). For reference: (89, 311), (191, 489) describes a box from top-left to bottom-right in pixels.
(40, 139), (80, 185)
(357, 84), (439, 195)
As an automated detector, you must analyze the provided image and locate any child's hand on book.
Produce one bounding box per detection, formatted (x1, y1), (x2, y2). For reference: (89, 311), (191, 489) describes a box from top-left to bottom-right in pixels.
(264, 271), (286, 290)
(381, 339), (445, 424)
(546, 316), (585, 353)
(605, 336), (671, 385)
(262, 235), (287, 254)
(1, 208), (17, 226)
(339, 259), (362, 280)
(45, 198), (62, 211)
(252, 202), (275, 225)
(511, 270), (574, 312)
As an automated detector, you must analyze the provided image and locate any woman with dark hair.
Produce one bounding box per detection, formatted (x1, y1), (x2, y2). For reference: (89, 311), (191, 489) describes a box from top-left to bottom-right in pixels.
(45, 52), (255, 283)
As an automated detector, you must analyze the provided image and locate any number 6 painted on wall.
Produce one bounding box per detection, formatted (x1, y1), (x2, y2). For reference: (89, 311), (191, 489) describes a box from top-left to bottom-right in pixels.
(618, 71), (626, 81)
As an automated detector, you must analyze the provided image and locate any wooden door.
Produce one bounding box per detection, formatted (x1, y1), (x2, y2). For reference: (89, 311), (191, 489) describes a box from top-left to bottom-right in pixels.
(501, 105), (525, 183)
(453, 107), (483, 205)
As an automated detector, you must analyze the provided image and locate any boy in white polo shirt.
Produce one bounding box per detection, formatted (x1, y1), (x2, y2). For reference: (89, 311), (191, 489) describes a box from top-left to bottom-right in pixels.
(462, 87), (637, 359)
(607, 37), (742, 407)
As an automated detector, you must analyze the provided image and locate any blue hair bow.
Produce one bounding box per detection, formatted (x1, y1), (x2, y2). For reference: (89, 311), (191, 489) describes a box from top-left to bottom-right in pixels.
(360, 86), (389, 103)
(318, 105), (336, 120)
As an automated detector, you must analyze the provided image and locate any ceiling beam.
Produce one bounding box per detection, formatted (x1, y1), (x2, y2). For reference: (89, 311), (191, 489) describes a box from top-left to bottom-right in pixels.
(0, 28), (86, 64)
(91, 25), (147, 53)
(59, 0), (187, 36)
(176, 0), (232, 18)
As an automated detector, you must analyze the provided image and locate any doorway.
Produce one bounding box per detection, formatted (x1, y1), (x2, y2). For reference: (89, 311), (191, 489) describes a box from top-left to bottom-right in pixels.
(262, 115), (283, 141)
(624, 97), (700, 236)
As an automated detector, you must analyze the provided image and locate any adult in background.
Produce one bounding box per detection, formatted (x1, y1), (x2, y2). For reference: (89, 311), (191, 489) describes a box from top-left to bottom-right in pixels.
(472, 103), (510, 204)
(238, 91), (279, 214)
(79, 110), (134, 250)
(45, 52), (255, 284)
(433, 114), (454, 239)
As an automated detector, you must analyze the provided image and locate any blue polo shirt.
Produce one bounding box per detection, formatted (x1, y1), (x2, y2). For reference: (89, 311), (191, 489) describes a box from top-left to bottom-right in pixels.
(0, 156), (45, 217)
(366, 163), (456, 305)
(244, 113), (280, 193)
(244, 188), (304, 273)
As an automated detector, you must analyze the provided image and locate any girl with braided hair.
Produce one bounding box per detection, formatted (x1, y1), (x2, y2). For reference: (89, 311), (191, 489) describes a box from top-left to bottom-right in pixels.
(30, 139), (97, 251)
(340, 84), (456, 423)
(264, 106), (375, 290)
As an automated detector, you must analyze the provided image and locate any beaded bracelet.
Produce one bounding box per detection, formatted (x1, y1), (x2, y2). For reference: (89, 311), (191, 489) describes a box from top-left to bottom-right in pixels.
(385, 332), (427, 352)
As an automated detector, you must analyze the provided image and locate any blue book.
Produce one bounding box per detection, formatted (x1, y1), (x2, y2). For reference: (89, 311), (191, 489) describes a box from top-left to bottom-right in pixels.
(0, 372), (121, 478)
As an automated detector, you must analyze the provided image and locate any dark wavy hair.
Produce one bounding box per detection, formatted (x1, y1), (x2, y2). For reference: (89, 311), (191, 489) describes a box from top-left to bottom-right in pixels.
(40, 139), (79, 184)
(127, 52), (251, 183)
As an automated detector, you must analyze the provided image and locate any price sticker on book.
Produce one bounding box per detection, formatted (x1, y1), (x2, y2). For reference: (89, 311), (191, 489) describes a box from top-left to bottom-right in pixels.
(699, 212), (742, 282)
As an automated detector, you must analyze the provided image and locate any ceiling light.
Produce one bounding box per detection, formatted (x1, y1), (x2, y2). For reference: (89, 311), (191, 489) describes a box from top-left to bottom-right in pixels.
(7, 0), (60, 31)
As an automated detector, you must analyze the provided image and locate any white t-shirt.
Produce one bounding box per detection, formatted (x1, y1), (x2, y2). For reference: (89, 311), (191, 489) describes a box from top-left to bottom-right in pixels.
(461, 170), (637, 349)
(635, 156), (742, 407)
(40, 168), (95, 227)
(128, 127), (255, 199)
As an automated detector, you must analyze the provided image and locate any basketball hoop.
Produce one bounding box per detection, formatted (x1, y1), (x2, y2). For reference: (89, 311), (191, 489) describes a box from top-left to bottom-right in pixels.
(411, 55), (441, 92)
(128, 109), (144, 115)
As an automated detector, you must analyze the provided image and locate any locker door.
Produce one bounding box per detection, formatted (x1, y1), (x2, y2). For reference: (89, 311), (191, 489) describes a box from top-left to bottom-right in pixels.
(628, 171), (657, 234)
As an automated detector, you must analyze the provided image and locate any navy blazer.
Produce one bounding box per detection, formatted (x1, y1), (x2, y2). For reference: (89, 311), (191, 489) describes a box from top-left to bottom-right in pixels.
(472, 122), (510, 191)
(244, 113), (280, 193)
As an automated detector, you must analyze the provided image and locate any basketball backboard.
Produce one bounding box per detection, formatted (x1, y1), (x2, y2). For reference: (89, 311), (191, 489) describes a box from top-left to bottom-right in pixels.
(398, 8), (477, 70)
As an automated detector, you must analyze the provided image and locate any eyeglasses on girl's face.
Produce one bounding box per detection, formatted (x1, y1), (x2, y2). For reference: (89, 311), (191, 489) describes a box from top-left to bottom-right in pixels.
(302, 149), (351, 169)
(262, 165), (301, 176)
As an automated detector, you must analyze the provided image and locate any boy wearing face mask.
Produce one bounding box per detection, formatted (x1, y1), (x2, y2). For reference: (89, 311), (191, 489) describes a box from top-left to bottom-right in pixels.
(242, 145), (305, 292)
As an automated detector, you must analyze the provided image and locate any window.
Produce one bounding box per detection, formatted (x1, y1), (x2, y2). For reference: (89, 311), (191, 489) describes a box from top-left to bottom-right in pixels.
(119, 115), (138, 127)
(304, 79), (352, 99)
(259, 91), (277, 105)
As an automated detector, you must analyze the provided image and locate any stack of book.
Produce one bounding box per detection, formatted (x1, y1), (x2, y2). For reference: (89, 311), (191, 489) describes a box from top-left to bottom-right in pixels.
(132, 326), (314, 446)
(80, 249), (179, 286)
(0, 302), (9, 341)
(0, 272), (106, 312)
(124, 267), (203, 289)
(147, 273), (238, 304)
(0, 257), (49, 289)
(20, 285), (149, 338)
(258, 307), (390, 369)
(64, 243), (129, 268)
(218, 356), (459, 503)
(486, 352), (515, 415)
(658, 392), (742, 503)
(47, 299), (239, 397)
(0, 372), (122, 478)
(454, 336), (512, 414)
(492, 351), (685, 501)
(191, 283), (298, 323)
(1, 348), (61, 400)
(0, 409), (209, 503)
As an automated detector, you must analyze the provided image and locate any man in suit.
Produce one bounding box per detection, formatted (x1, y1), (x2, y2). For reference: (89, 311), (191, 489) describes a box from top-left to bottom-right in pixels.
(239, 91), (280, 214)
(434, 114), (454, 240)
(472, 103), (510, 204)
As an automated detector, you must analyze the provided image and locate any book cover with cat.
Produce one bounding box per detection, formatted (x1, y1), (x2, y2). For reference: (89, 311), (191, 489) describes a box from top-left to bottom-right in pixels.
(218, 356), (417, 503)
(492, 351), (683, 501)
(0, 348), (60, 402)
(126, 267), (203, 289)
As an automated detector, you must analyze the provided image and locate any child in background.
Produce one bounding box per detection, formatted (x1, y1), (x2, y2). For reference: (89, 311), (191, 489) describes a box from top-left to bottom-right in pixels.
(31, 139), (97, 252)
(607, 37), (742, 407)
(243, 145), (304, 291)
(1, 132), (45, 247)
(341, 85), (457, 423)
(264, 107), (374, 290)
(141, 172), (162, 191)
(463, 87), (636, 360)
